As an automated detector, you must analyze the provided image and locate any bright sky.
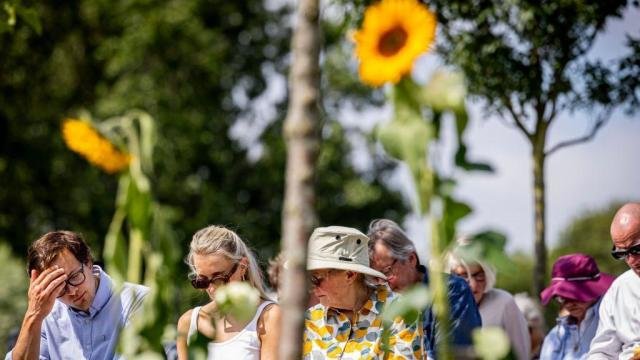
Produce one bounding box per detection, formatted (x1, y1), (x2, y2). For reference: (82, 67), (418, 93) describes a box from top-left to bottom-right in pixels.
(400, 6), (640, 258)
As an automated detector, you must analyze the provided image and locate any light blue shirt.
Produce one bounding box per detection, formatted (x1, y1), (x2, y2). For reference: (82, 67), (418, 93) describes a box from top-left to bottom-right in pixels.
(6, 266), (149, 360)
(540, 299), (602, 360)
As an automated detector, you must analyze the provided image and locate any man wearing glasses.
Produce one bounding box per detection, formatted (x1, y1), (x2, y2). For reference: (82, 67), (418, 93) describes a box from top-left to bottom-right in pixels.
(367, 219), (481, 359)
(6, 231), (149, 360)
(588, 202), (640, 359)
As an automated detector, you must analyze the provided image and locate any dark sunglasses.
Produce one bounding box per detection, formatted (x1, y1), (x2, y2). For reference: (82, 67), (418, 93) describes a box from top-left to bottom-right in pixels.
(309, 274), (325, 288)
(309, 271), (333, 288)
(190, 262), (239, 289)
(611, 243), (640, 260)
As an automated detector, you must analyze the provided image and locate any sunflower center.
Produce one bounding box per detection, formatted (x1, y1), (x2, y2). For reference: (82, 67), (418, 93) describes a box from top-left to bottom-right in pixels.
(378, 26), (408, 57)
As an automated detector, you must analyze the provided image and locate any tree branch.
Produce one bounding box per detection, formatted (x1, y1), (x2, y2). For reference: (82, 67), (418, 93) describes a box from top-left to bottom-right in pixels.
(504, 96), (533, 140)
(545, 107), (611, 156)
(543, 97), (558, 124)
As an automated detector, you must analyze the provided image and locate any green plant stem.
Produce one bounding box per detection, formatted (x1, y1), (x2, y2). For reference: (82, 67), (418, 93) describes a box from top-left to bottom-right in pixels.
(430, 215), (452, 360)
(127, 228), (144, 283)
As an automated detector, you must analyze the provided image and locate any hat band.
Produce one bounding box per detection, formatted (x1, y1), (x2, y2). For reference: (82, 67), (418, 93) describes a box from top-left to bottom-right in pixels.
(551, 273), (600, 281)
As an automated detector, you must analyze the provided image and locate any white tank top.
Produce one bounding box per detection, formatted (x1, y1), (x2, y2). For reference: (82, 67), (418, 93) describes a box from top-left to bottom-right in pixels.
(187, 301), (274, 360)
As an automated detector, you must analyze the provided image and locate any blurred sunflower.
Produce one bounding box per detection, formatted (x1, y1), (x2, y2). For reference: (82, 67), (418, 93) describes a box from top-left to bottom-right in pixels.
(354, 0), (436, 87)
(62, 119), (131, 174)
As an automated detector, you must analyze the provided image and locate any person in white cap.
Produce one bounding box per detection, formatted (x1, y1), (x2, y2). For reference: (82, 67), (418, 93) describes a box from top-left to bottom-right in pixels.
(303, 226), (424, 359)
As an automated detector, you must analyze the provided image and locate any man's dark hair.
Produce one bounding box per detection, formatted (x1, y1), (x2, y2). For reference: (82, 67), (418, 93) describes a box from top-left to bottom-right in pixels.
(27, 231), (93, 273)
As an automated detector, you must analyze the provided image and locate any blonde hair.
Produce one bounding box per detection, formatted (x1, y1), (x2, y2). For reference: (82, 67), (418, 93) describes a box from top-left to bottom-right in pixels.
(187, 225), (270, 300)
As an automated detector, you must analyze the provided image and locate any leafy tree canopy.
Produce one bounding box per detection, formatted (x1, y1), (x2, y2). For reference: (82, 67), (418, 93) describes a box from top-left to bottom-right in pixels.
(430, 0), (637, 116)
(0, 0), (408, 272)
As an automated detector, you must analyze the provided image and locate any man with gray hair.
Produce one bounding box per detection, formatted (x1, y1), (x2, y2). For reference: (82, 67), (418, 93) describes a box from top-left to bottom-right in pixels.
(367, 219), (481, 358)
(587, 202), (640, 359)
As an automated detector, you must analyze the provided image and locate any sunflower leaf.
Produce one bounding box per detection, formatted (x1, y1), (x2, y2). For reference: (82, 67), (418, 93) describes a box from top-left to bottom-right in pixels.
(382, 284), (430, 326)
(376, 114), (433, 213)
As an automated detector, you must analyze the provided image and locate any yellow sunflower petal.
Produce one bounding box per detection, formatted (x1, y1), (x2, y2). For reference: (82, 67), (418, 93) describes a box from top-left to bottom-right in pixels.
(354, 0), (437, 87)
(62, 119), (131, 174)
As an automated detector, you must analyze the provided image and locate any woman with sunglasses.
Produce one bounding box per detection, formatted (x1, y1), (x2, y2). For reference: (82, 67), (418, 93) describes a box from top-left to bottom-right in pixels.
(538, 253), (614, 360)
(176, 225), (280, 360)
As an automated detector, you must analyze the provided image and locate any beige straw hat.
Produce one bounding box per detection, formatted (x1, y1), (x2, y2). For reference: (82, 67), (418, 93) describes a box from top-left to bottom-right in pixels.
(307, 226), (386, 280)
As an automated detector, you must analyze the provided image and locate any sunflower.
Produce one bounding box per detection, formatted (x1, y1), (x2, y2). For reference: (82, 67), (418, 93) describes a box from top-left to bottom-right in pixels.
(354, 0), (436, 87)
(62, 119), (131, 174)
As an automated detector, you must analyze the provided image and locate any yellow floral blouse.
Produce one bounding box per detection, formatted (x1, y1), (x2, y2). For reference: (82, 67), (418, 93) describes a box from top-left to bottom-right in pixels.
(303, 284), (424, 359)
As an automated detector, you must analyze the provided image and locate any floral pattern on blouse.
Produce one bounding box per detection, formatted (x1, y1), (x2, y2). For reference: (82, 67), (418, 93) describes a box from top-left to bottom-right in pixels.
(303, 284), (424, 359)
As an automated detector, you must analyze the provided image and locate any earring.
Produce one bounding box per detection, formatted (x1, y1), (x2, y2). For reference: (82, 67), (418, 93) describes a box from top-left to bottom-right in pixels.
(241, 264), (247, 281)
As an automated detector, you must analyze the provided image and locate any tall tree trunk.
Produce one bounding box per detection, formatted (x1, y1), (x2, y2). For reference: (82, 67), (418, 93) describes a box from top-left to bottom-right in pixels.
(531, 139), (547, 296)
(279, 0), (321, 358)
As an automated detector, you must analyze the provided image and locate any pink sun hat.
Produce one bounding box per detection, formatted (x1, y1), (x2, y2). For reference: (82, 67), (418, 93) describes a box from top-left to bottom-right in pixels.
(540, 253), (615, 305)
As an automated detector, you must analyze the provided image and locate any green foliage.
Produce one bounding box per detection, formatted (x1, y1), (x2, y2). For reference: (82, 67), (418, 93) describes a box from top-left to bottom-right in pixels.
(453, 230), (516, 276)
(380, 285), (430, 354)
(430, 0), (635, 113)
(377, 79), (434, 214)
(551, 202), (628, 277)
(617, 36), (640, 113)
(375, 74), (491, 251)
(429, 0), (639, 296)
(0, 0), (407, 253)
(0, 243), (28, 351)
(0, 0), (410, 344)
(214, 282), (259, 323)
(1, 0), (41, 34)
(472, 327), (514, 360)
(368, 51), (492, 360)
(382, 284), (431, 326)
(495, 252), (533, 295)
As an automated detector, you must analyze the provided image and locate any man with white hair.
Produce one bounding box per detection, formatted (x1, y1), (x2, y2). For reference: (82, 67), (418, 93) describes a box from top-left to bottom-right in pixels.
(588, 202), (640, 359)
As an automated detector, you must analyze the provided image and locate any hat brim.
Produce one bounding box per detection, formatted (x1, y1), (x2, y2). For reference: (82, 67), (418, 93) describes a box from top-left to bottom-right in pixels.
(308, 258), (387, 280)
(540, 273), (615, 305)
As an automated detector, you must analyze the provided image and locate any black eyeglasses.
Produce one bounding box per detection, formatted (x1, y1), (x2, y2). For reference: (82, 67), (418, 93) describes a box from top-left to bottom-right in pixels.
(57, 264), (86, 298)
(611, 243), (640, 261)
(190, 262), (239, 289)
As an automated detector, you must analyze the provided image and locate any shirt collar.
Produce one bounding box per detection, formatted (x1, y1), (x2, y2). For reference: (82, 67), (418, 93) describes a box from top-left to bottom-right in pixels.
(557, 298), (602, 327)
(325, 284), (391, 317)
(419, 265), (430, 285)
(583, 297), (601, 323)
(86, 265), (113, 318)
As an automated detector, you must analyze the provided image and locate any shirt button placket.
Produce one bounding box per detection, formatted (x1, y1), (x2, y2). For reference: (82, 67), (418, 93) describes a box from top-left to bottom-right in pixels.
(83, 318), (92, 358)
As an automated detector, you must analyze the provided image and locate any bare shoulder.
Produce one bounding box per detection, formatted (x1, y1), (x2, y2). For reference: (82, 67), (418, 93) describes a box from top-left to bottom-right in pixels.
(262, 302), (281, 319)
(177, 309), (194, 333)
(259, 303), (281, 330)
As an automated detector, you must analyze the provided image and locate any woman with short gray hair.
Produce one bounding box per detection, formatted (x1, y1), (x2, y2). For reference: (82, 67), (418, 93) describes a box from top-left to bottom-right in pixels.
(446, 238), (530, 360)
